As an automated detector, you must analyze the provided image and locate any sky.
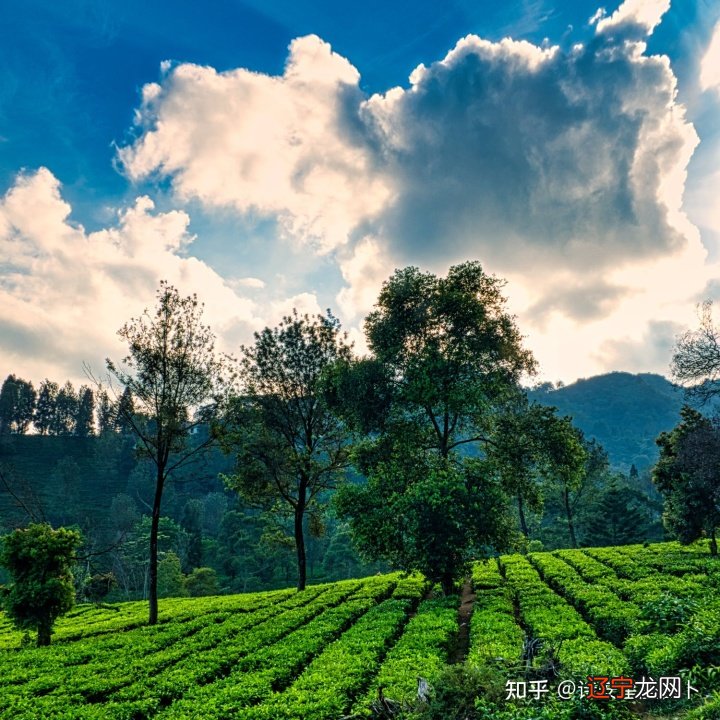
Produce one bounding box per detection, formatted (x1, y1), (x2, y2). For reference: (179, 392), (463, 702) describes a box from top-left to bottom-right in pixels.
(1, 0), (720, 388)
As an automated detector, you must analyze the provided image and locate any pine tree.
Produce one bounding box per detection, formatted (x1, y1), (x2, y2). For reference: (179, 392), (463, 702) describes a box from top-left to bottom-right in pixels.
(75, 386), (95, 437)
(0, 376), (33, 433)
(34, 380), (59, 436)
(52, 382), (78, 436)
(13, 378), (36, 434)
(96, 390), (116, 435)
(583, 476), (655, 546)
(0, 375), (15, 434)
(115, 387), (135, 435)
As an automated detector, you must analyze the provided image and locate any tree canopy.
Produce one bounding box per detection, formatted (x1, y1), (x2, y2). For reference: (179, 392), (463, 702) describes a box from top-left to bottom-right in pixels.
(0, 523), (82, 646)
(654, 406), (720, 555)
(220, 310), (354, 591)
(333, 262), (582, 592)
(671, 301), (720, 403)
(105, 281), (229, 623)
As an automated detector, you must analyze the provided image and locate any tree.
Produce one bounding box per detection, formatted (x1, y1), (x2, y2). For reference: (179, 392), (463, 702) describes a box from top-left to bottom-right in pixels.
(220, 310), (353, 591)
(75, 386), (95, 437)
(115, 387), (136, 435)
(486, 398), (587, 546)
(52, 382), (78, 436)
(583, 474), (658, 547)
(0, 375), (36, 434)
(671, 301), (720, 403)
(157, 552), (188, 598)
(105, 281), (228, 624)
(34, 380), (58, 435)
(336, 446), (513, 594)
(0, 523), (82, 646)
(180, 499), (203, 572)
(0, 375), (16, 434)
(96, 389), (116, 435)
(333, 262), (541, 593)
(185, 566), (219, 597)
(654, 406), (720, 555)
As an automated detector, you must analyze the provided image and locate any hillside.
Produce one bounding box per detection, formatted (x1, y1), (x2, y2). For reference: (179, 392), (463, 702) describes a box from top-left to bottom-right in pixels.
(528, 372), (715, 471)
(1, 542), (718, 719)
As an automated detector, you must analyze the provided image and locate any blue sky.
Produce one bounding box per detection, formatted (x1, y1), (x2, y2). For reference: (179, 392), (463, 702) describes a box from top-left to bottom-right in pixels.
(1, 0), (720, 386)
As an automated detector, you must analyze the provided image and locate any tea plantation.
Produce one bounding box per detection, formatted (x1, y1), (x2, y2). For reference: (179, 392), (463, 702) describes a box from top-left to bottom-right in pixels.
(1, 542), (719, 719)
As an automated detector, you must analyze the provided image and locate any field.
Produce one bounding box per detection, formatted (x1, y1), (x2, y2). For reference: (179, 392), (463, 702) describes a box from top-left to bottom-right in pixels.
(1, 543), (719, 719)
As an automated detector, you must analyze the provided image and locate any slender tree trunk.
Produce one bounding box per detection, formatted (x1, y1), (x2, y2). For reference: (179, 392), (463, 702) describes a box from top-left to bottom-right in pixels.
(563, 486), (578, 549)
(517, 493), (529, 538)
(37, 621), (52, 647)
(148, 468), (165, 625)
(294, 482), (307, 591)
(440, 570), (455, 596)
(711, 527), (718, 557)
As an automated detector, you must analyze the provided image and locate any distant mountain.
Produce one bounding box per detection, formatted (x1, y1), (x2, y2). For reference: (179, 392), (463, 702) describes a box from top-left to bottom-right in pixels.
(527, 372), (716, 472)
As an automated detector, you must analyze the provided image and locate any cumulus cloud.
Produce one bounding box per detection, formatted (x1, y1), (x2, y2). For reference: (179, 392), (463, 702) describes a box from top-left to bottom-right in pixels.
(335, 236), (391, 322)
(526, 280), (633, 324)
(119, 35), (391, 254)
(114, 13), (712, 382)
(0, 168), (267, 385)
(594, 0), (670, 37)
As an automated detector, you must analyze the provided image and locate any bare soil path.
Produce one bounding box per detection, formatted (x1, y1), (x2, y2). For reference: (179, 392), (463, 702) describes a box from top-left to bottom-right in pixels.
(451, 578), (475, 664)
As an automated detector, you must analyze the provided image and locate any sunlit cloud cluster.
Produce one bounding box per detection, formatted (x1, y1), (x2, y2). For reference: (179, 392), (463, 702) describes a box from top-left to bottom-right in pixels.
(1, 0), (719, 385)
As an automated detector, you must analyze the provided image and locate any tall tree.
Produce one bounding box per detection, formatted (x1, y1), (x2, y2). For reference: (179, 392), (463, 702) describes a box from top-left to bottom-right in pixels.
(115, 387), (136, 435)
(334, 262), (543, 594)
(583, 475), (658, 547)
(0, 375), (36, 434)
(671, 300), (720, 402)
(654, 406), (720, 555)
(34, 380), (58, 436)
(0, 375), (15, 434)
(52, 382), (78, 436)
(220, 310), (353, 591)
(486, 398), (587, 546)
(96, 389), (116, 435)
(75, 386), (95, 437)
(105, 281), (228, 624)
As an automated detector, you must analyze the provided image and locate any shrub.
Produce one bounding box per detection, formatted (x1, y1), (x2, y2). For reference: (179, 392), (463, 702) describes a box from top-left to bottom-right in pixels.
(0, 523), (82, 646)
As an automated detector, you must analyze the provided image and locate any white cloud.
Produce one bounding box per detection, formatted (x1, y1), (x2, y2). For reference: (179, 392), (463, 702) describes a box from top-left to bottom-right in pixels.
(114, 25), (711, 383)
(0, 168), (263, 385)
(700, 21), (720, 94)
(594, 0), (670, 36)
(335, 236), (391, 321)
(119, 35), (392, 254)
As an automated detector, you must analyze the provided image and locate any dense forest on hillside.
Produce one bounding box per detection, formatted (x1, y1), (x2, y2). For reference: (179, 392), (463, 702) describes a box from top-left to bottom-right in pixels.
(529, 372), (719, 471)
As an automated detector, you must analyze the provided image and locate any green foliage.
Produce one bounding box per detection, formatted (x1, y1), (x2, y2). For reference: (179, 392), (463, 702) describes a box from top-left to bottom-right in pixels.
(337, 451), (514, 593)
(639, 592), (698, 634)
(654, 406), (720, 555)
(157, 552), (188, 598)
(82, 572), (118, 603)
(220, 309), (353, 591)
(106, 280), (229, 624)
(357, 596), (459, 710)
(0, 544), (716, 718)
(582, 475), (658, 547)
(0, 523), (82, 646)
(334, 262), (559, 592)
(0, 374), (36, 434)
